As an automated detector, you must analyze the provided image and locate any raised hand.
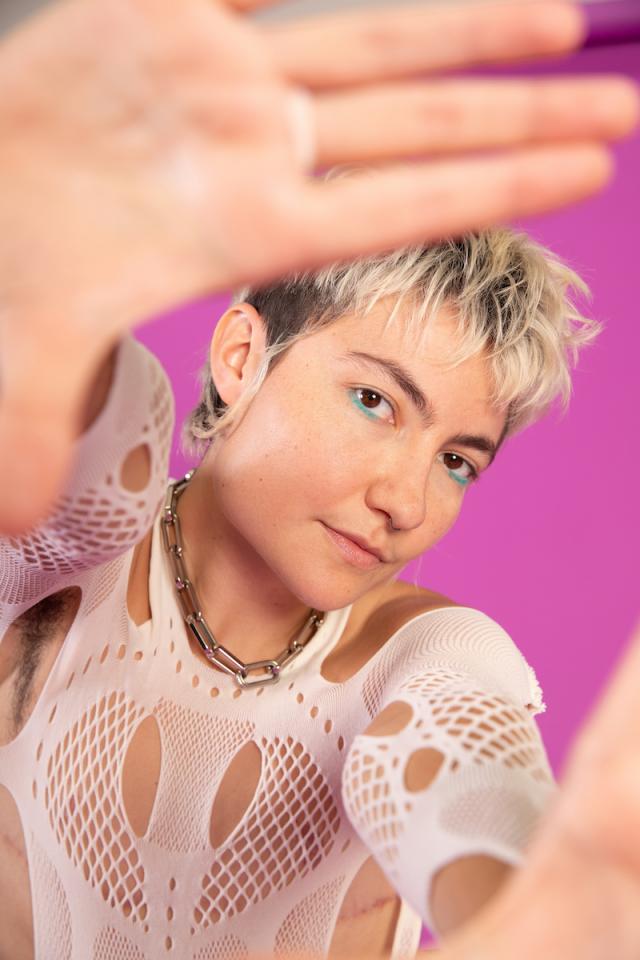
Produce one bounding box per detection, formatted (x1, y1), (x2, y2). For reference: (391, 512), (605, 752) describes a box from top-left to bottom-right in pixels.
(0, 0), (637, 534)
(441, 618), (640, 960)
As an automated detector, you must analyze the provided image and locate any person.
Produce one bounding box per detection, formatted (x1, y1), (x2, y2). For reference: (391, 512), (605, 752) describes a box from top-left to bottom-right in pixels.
(2, 211), (597, 957)
(0, 0), (637, 536)
(0, 0), (639, 958)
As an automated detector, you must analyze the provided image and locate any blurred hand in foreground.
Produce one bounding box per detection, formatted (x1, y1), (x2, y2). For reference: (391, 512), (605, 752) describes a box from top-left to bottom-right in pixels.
(0, 0), (637, 534)
(440, 617), (640, 959)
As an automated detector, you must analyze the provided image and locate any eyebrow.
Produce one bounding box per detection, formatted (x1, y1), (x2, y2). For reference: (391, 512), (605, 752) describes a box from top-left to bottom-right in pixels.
(340, 349), (499, 466)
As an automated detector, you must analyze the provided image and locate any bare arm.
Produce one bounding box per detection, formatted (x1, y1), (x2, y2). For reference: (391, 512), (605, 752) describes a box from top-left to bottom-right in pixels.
(0, 337), (174, 627)
(79, 345), (118, 435)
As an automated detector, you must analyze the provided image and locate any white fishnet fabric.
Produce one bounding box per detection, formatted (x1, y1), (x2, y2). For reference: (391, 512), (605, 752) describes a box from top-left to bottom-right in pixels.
(84, 556), (126, 618)
(398, 671), (550, 780)
(0, 338), (554, 958)
(196, 736), (341, 929)
(362, 607), (546, 719)
(341, 745), (402, 867)
(343, 610), (556, 936)
(438, 776), (544, 849)
(274, 876), (345, 956)
(393, 906), (422, 960)
(0, 336), (173, 620)
(44, 691), (148, 922)
(30, 840), (73, 960)
(93, 927), (148, 960)
(193, 935), (249, 960)
(147, 700), (254, 853)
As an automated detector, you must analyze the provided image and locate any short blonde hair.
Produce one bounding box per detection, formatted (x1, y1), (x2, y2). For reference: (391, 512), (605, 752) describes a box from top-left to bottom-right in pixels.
(182, 226), (600, 459)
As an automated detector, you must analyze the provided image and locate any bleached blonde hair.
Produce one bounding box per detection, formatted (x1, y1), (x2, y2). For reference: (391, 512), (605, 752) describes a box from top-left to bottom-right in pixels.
(182, 226), (600, 460)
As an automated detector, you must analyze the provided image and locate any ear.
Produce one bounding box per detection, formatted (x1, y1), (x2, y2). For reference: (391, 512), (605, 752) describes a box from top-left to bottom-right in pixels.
(209, 303), (267, 407)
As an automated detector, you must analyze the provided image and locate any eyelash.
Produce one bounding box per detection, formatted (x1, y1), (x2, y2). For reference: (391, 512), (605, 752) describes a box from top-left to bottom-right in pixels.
(439, 453), (478, 487)
(348, 386), (479, 487)
(349, 386), (395, 423)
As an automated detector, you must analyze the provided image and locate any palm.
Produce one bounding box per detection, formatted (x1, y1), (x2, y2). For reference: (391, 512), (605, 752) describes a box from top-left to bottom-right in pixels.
(442, 621), (640, 960)
(0, 0), (299, 322)
(0, 0), (637, 533)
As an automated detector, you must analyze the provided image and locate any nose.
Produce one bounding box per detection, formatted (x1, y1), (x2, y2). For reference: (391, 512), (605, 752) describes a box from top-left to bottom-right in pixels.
(365, 451), (429, 533)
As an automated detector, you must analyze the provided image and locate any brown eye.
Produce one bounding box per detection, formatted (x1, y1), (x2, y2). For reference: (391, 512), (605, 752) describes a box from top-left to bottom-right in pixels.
(360, 389), (383, 408)
(350, 388), (394, 422)
(443, 453), (464, 471)
(439, 452), (476, 487)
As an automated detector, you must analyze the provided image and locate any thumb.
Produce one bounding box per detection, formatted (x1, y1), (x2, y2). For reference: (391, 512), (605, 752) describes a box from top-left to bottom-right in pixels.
(0, 327), (98, 536)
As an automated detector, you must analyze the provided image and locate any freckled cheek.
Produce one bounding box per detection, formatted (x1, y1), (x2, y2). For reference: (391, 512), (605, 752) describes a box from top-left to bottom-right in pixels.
(426, 480), (464, 542)
(228, 406), (342, 509)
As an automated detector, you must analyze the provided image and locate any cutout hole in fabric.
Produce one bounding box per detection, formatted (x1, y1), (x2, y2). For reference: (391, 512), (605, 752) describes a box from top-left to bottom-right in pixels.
(121, 714), (162, 838)
(209, 741), (262, 848)
(329, 855), (400, 958)
(196, 738), (340, 930)
(45, 691), (148, 922)
(364, 701), (413, 738)
(403, 748), (445, 793)
(119, 444), (152, 493)
(429, 853), (512, 938)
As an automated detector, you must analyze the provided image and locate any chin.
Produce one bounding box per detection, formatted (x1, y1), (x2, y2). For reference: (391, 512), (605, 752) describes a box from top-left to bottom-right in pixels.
(284, 567), (377, 613)
(259, 527), (386, 612)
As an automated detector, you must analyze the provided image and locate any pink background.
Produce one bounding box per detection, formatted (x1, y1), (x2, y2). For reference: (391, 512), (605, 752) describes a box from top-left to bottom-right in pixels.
(135, 42), (640, 790)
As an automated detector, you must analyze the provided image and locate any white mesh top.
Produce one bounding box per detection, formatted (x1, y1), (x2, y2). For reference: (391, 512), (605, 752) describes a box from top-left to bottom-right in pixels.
(0, 336), (555, 960)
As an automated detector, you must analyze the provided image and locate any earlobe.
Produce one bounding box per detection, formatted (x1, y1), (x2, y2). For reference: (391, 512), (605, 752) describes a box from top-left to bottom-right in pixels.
(209, 303), (267, 408)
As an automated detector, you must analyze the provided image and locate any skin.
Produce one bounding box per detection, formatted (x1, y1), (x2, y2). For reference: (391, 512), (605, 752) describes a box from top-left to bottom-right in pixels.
(173, 295), (513, 939)
(176, 297), (506, 659)
(433, 616), (640, 960)
(0, 0), (637, 535)
(1, 0), (639, 951)
(0, 296), (516, 953)
(3, 216), (640, 960)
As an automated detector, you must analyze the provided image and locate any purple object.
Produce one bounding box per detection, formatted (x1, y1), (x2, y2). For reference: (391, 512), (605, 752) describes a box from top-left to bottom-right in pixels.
(583, 0), (640, 47)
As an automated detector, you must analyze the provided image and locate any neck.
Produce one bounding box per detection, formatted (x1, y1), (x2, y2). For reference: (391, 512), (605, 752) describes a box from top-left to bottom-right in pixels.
(174, 463), (316, 665)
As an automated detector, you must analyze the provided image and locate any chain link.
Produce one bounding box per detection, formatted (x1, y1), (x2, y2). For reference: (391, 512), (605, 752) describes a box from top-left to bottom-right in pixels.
(162, 470), (325, 688)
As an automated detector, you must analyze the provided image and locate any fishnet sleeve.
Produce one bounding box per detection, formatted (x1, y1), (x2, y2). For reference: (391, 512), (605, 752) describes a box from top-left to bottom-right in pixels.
(341, 607), (557, 936)
(0, 336), (174, 619)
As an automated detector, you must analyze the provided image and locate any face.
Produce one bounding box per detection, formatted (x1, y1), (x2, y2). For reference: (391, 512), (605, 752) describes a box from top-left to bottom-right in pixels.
(207, 298), (506, 612)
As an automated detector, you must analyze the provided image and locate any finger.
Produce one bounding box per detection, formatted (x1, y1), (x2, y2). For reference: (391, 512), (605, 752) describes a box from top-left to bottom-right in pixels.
(313, 77), (640, 166)
(224, 0), (284, 9)
(262, 1), (586, 91)
(251, 144), (611, 283)
(0, 327), (105, 536)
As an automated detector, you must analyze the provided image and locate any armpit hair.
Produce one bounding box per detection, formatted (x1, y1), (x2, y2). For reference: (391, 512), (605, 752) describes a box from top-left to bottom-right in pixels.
(11, 589), (76, 735)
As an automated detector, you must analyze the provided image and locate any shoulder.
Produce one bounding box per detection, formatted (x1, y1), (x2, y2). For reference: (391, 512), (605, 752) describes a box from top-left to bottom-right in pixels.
(365, 577), (460, 638)
(360, 580), (545, 716)
(323, 579), (457, 683)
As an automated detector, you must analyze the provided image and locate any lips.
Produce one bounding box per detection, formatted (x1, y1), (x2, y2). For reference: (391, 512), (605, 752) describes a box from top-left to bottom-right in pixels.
(329, 527), (385, 561)
(321, 523), (388, 569)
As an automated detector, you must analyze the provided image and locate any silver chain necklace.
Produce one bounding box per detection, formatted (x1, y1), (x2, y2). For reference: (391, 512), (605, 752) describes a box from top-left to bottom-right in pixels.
(161, 469), (326, 688)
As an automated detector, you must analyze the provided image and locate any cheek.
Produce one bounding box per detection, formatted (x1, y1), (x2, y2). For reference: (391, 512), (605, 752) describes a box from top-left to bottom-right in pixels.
(423, 474), (465, 544)
(216, 390), (346, 512)
(242, 384), (369, 498)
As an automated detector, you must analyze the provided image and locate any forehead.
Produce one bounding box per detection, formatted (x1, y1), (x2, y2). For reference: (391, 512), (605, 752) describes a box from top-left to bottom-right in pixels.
(293, 295), (505, 431)
(310, 294), (473, 369)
